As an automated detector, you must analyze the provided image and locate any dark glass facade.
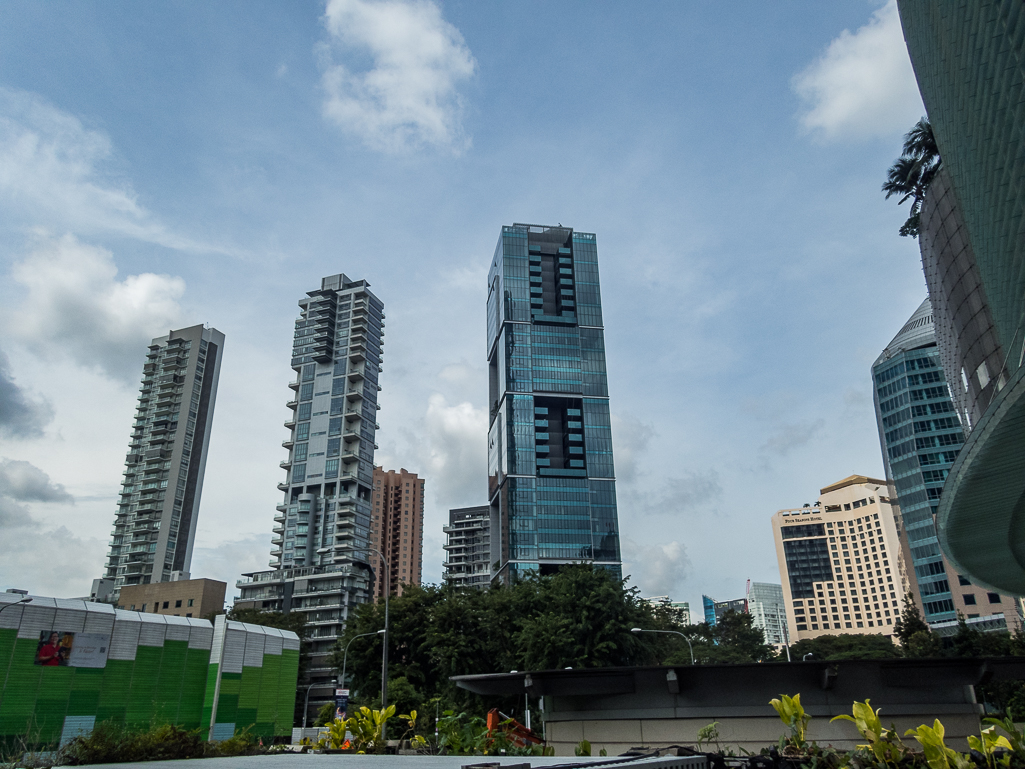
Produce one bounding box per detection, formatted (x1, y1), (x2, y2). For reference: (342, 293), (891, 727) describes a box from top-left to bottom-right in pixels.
(487, 224), (621, 582)
(873, 300), (960, 623)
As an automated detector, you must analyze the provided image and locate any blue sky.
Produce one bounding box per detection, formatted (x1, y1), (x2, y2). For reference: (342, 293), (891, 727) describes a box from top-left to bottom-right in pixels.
(0, 0), (929, 611)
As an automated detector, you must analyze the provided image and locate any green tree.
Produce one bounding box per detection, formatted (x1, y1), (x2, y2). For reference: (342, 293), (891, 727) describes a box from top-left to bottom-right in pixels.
(789, 633), (900, 661)
(893, 591), (933, 650)
(882, 117), (942, 237)
(333, 564), (659, 718)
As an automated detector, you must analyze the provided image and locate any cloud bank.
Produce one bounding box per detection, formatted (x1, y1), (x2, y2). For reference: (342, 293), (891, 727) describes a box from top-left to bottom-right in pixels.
(0, 351), (52, 439)
(5, 233), (185, 382)
(320, 0), (476, 152)
(793, 0), (924, 141)
(0, 87), (209, 249)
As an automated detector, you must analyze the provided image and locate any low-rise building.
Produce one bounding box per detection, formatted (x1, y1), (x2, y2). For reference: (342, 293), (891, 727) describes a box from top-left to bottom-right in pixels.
(116, 577), (226, 619)
(443, 506), (491, 588)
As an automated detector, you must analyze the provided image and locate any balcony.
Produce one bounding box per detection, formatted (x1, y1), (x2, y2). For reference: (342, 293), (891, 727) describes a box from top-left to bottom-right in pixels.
(288, 380), (300, 391)
(286, 399), (298, 410)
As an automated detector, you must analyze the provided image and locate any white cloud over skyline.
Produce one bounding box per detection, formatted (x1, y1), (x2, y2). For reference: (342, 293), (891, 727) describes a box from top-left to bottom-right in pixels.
(0, 88), (217, 250)
(319, 0), (476, 152)
(793, 0), (924, 141)
(5, 233), (186, 382)
(0, 2), (929, 611)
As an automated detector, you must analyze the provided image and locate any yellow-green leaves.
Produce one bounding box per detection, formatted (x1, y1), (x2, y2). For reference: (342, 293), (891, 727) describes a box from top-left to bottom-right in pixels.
(769, 693), (811, 748)
(968, 725), (1013, 769)
(905, 720), (971, 769)
(832, 700), (909, 767)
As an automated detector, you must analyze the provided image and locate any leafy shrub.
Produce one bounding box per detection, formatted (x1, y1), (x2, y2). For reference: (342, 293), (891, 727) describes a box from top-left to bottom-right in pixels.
(64, 722), (204, 765)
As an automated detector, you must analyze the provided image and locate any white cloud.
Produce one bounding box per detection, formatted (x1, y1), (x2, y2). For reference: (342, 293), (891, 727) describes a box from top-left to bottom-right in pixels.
(793, 0), (924, 141)
(611, 413), (655, 484)
(410, 392), (488, 506)
(621, 538), (691, 598)
(4, 233), (185, 382)
(0, 459), (98, 597)
(319, 0), (476, 152)
(0, 88), (211, 249)
(0, 458), (72, 503)
(0, 350), (52, 439)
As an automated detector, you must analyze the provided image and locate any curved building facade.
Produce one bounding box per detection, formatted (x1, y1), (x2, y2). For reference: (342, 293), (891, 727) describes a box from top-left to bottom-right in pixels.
(872, 300), (1021, 631)
(899, 0), (1025, 594)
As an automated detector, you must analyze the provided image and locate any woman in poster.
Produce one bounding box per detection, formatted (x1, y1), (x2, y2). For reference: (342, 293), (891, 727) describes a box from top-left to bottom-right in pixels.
(35, 632), (62, 666)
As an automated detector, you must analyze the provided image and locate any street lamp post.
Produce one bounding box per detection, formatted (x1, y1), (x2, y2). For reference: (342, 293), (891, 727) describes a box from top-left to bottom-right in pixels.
(0, 597), (32, 615)
(340, 544), (390, 742)
(631, 627), (695, 665)
(302, 681), (318, 730)
(340, 629), (386, 690)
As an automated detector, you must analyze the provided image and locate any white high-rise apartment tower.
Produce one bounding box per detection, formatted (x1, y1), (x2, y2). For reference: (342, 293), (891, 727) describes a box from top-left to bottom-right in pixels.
(236, 274), (385, 723)
(100, 325), (224, 597)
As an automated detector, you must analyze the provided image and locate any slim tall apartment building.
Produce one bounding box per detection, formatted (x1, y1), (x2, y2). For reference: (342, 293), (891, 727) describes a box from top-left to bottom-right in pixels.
(236, 274), (384, 721)
(370, 467), (424, 599)
(772, 476), (911, 642)
(872, 300), (1021, 633)
(487, 223), (621, 583)
(102, 325), (224, 594)
(443, 506), (491, 588)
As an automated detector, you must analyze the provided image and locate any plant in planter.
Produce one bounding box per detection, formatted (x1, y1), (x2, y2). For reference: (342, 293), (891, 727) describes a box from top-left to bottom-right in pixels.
(968, 725), (1013, 769)
(831, 699), (909, 768)
(770, 694), (811, 752)
(905, 720), (972, 769)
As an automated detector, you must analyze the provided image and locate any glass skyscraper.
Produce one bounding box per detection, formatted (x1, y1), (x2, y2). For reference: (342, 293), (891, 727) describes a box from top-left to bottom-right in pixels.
(872, 299), (1021, 632)
(873, 299), (960, 625)
(486, 223), (621, 582)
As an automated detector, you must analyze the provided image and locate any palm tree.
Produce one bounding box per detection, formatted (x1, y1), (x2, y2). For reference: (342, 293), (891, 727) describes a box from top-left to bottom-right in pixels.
(882, 117), (942, 237)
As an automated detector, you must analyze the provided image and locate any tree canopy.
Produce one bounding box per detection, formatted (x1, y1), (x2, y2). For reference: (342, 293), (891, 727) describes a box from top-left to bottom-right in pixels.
(333, 565), (773, 716)
(882, 117), (942, 237)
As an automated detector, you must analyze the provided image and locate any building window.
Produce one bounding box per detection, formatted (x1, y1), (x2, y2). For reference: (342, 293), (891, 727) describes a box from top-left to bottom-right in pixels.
(188, 598), (194, 607)
(963, 594), (977, 605)
(175, 600), (182, 608)
(988, 592), (1002, 604)
(162, 601), (169, 609)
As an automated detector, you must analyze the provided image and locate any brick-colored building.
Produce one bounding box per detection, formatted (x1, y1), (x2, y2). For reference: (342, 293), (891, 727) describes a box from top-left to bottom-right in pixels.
(370, 467), (424, 599)
(115, 577), (226, 619)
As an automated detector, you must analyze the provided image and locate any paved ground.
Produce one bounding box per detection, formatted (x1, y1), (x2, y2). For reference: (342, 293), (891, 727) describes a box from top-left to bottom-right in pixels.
(71, 754), (666, 769)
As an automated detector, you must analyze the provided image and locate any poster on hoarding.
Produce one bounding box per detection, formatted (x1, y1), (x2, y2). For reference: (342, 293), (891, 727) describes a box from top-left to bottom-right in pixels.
(35, 631), (74, 666)
(34, 631), (110, 668)
(68, 633), (110, 668)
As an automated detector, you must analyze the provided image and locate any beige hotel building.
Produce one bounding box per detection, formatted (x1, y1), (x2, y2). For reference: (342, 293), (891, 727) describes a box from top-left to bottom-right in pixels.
(772, 475), (913, 641)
